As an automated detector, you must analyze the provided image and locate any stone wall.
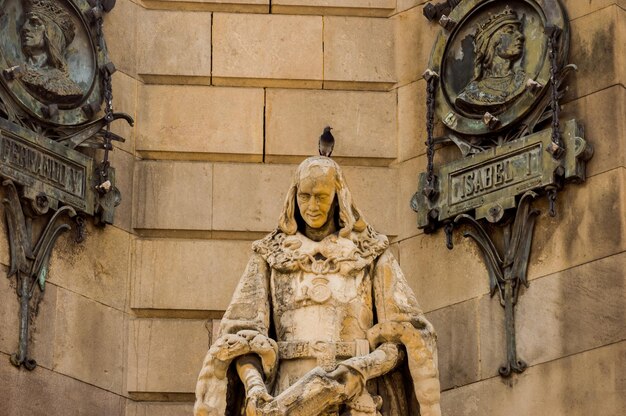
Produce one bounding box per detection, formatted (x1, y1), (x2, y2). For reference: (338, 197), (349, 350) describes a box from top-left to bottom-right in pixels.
(1, 0), (624, 415)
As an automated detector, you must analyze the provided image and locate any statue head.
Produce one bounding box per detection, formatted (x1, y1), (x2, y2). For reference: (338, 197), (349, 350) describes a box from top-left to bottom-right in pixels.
(21, 0), (76, 72)
(473, 7), (524, 80)
(279, 156), (366, 238)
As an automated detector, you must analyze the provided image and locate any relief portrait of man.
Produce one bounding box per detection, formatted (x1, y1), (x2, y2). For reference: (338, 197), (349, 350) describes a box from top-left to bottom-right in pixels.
(194, 156), (441, 416)
(19, 0), (83, 104)
(455, 7), (529, 115)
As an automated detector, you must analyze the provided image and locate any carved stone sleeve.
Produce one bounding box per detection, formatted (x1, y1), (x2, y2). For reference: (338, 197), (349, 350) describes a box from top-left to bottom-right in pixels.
(194, 254), (278, 416)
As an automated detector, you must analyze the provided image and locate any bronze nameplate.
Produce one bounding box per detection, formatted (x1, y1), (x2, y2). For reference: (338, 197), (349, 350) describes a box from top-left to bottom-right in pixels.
(414, 119), (590, 228)
(0, 118), (95, 214)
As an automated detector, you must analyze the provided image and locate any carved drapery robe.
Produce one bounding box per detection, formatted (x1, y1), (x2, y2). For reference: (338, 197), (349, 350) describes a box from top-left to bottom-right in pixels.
(194, 226), (440, 416)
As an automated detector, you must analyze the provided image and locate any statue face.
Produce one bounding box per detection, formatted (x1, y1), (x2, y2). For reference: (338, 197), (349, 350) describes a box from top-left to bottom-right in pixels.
(494, 23), (524, 60)
(22, 14), (46, 52)
(297, 168), (336, 229)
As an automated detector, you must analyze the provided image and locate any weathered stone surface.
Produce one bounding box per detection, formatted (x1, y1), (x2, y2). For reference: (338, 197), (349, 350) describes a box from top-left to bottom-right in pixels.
(528, 168), (626, 281)
(343, 165), (399, 236)
(212, 14), (323, 87)
(53, 288), (125, 394)
(272, 0), (395, 16)
(393, 5), (437, 87)
(441, 341), (626, 415)
(0, 271), (57, 370)
(49, 223), (131, 311)
(107, 149), (136, 233)
(133, 161), (212, 230)
(103, 0), (138, 76)
(426, 298), (480, 390)
(110, 72), (138, 155)
(137, 10), (212, 79)
(396, 0), (422, 14)
(398, 157), (424, 242)
(265, 89), (396, 161)
(142, 0), (269, 13)
(398, 230), (489, 313)
(132, 238), (251, 311)
(127, 318), (208, 393)
(481, 252), (626, 379)
(324, 16), (395, 90)
(212, 163), (399, 235)
(397, 80), (426, 162)
(0, 355), (125, 416)
(562, 0), (625, 21)
(212, 163), (292, 232)
(126, 402), (195, 416)
(561, 85), (626, 177)
(567, 5), (625, 102)
(136, 85), (264, 159)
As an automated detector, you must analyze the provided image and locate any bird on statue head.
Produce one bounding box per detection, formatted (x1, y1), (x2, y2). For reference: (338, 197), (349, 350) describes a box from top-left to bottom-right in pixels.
(319, 126), (335, 157)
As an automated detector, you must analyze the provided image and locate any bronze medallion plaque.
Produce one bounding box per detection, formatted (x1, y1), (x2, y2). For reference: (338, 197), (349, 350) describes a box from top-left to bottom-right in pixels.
(0, 0), (103, 125)
(413, 0), (592, 377)
(0, 0), (131, 370)
(430, 0), (567, 137)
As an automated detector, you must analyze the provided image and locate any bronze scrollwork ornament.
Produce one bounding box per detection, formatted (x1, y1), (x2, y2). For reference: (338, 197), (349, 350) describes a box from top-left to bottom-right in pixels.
(0, 0), (132, 369)
(413, 0), (592, 377)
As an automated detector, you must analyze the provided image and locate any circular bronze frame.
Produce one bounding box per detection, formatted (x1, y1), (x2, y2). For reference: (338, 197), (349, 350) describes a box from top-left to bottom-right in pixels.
(429, 0), (568, 136)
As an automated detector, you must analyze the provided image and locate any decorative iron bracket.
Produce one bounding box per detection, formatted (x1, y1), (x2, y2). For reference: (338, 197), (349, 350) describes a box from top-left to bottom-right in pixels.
(3, 179), (76, 370)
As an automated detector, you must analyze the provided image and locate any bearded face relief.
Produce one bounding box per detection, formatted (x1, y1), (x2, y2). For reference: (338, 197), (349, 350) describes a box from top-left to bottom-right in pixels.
(19, 0), (83, 104)
(455, 7), (529, 115)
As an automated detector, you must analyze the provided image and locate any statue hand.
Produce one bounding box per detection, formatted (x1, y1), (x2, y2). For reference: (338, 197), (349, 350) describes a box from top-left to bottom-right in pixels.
(327, 365), (364, 401)
(245, 384), (273, 416)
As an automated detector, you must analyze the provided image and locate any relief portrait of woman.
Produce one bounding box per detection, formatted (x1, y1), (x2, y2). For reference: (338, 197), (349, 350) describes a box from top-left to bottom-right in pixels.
(455, 7), (529, 115)
(194, 156), (441, 416)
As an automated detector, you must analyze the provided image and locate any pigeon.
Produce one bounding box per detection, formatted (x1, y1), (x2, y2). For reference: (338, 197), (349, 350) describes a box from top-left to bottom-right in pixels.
(319, 126), (334, 157)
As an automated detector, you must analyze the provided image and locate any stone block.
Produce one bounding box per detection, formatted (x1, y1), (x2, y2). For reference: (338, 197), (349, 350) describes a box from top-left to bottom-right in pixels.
(133, 161), (212, 230)
(0, 270), (57, 370)
(265, 89), (396, 162)
(110, 72), (138, 155)
(480, 252), (626, 379)
(212, 163), (293, 232)
(132, 238), (252, 311)
(396, 0), (422, 14)
(141, 0), (269, 13)
(272, 0), (395, 17)
(53, 287), (125, 394)
(212, 14), (323, 88)
(425, 298), (480, 390)
(398, 155), (425, 242)
(212, 163), (399, 235)
(342, 166), (399, 237)
(441, 341), (626, 415)
(398, 231), (489, 313)
(567, 5), (625, 102)
(137, 10), (212, 80)
(397, 80), (427, 162)
(136, 85), (264, 160)
(127, 318), (208, 393)
(324, 16), (395, 90)
(393, 5), (438, 87)
(126, 402), (195, 416)
(561, 85), (626, 177)
(528, 168), (626, 281)
(0, 357), (125, 416)
(562, 0), (625, 21)
(107, 149), (136, 233)
(103, 0), (138, 76)
(49, 222), (131, 311)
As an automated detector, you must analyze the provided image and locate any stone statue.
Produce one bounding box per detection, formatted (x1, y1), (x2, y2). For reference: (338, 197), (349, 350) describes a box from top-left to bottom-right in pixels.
(455, 7), (528, 115)
(20, 0), (83, 103)
(194, 156), (441, 416)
